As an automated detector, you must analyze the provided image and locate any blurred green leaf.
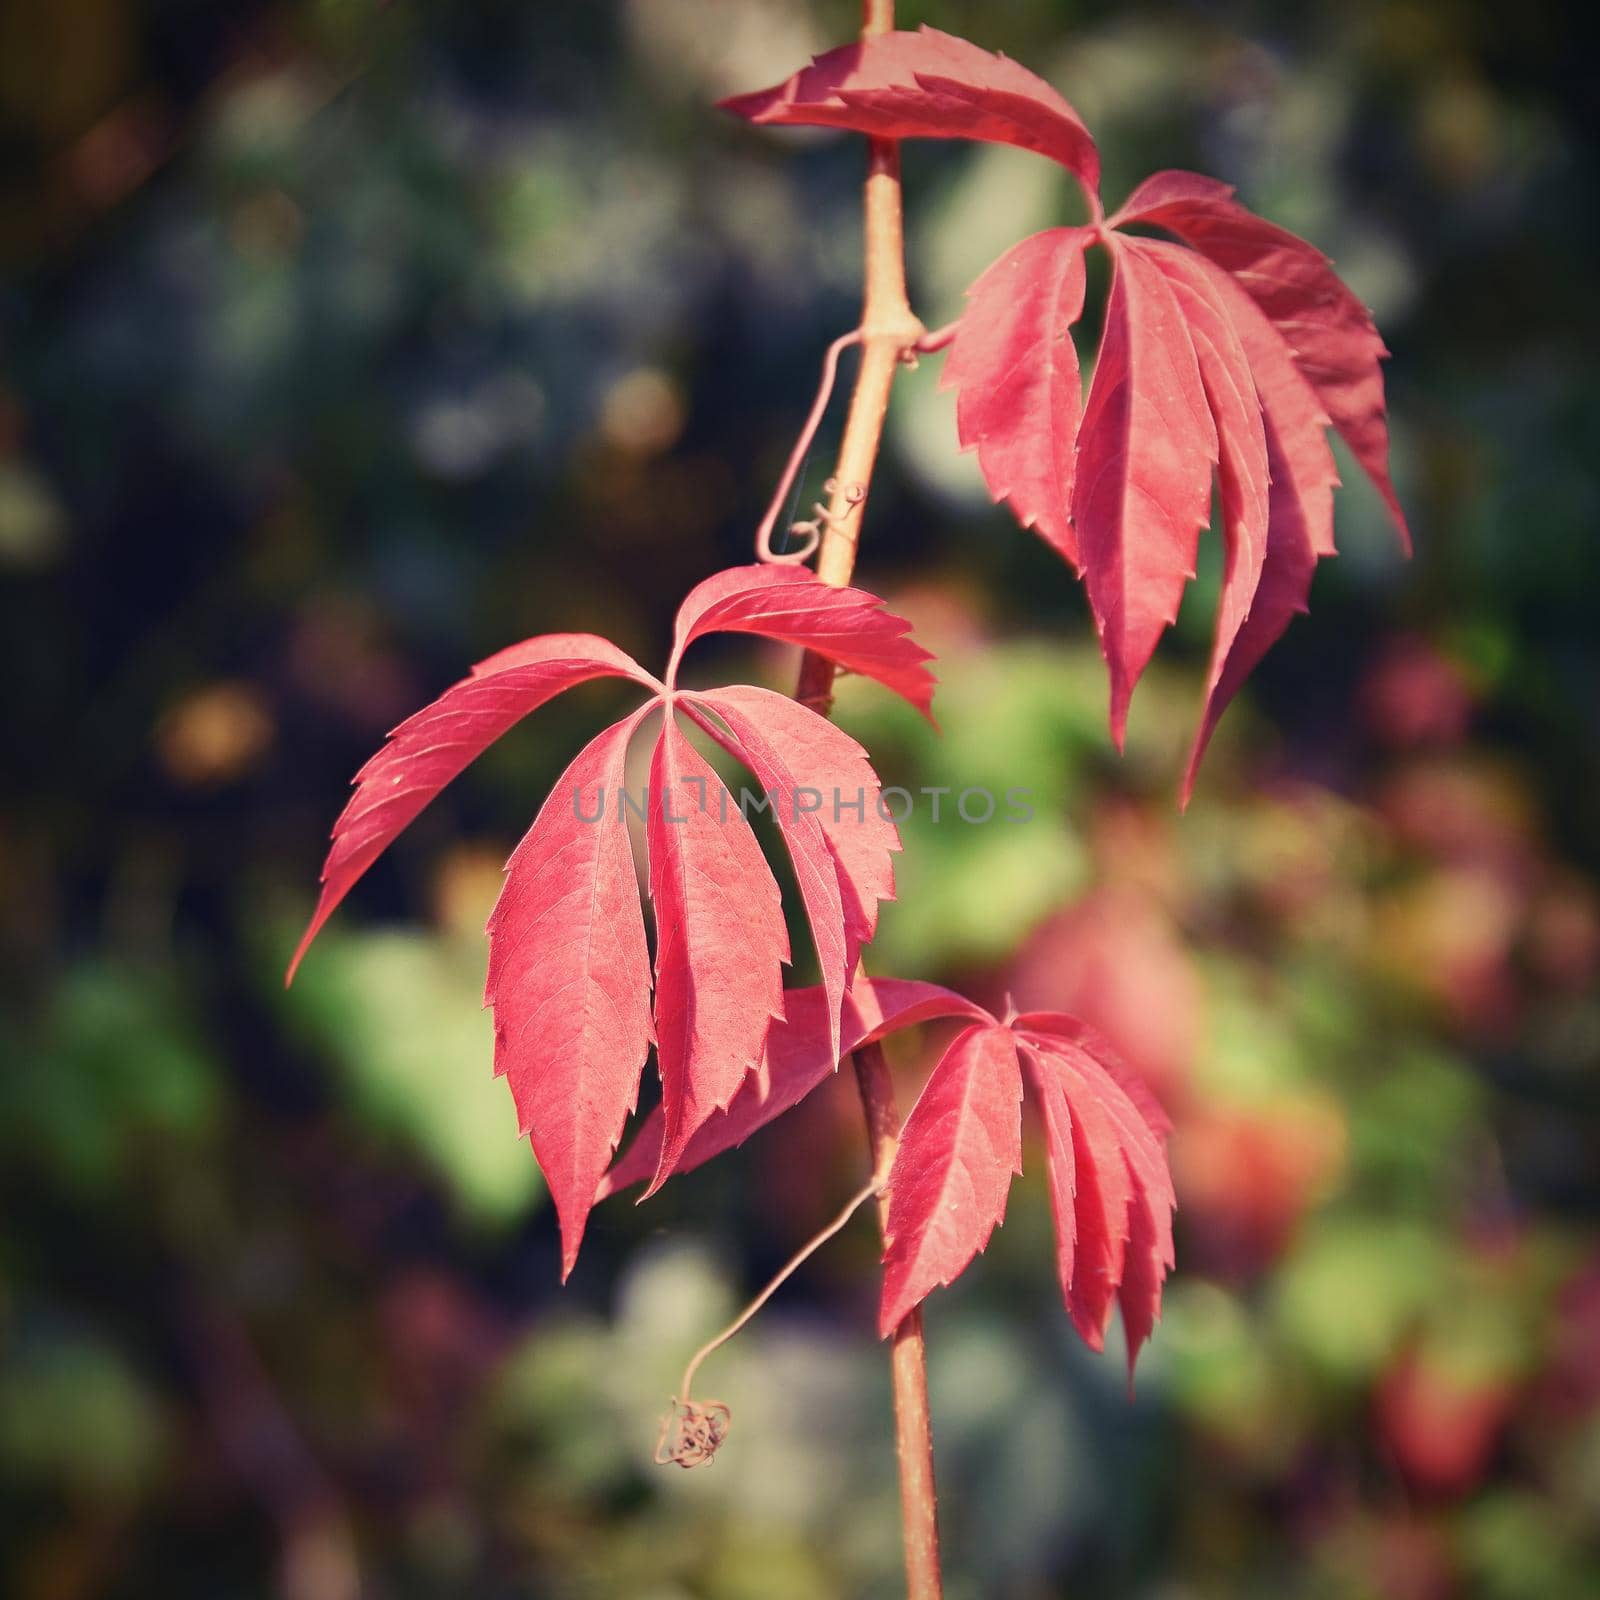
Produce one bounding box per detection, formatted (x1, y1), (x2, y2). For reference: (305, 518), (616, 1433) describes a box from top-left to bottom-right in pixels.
(1273, 1216), (1445, 1382)
(1460, 1491), (1594, 1600)
(281, 927), (543, 1225)
(0, 963), (221, 1195)
(0, 1324), (169, 1498)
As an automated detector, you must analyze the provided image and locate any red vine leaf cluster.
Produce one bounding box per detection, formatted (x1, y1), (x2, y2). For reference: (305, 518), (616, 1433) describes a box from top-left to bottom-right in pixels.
(604, 978), (1176, 1368)
(729, 27), (1410, 797)
(289, 566), (933, 1274)
(292, 23), (1415, 1384)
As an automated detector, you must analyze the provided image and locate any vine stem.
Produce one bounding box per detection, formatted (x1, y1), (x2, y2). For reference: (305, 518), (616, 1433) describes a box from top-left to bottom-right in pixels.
(784, 3), (943, 1596)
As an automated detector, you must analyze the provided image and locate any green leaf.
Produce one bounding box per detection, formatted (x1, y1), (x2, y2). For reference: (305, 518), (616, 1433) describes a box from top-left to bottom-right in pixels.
(283, 928), (543, 1225)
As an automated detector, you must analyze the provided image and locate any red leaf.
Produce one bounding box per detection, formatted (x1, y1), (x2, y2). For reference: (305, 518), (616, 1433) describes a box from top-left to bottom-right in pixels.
(1182, 411), (1323, 797)
(1133, 239), (1272, 794)
(687, 685), (902, 1069)
(1015, 1011), (1174, 1138)
(1116, 169), (1409, 553)
(1113, 1169), (1167, 1374)
(604, 969), (1176, 1365)
(287, 635), (655, 980)
(669, 565), (937, 720)
(1019, 1023), (1176, 1367)
(916, 104), (1403, 790)
(597, 976), (986, 1198)
(645, 716), (789, 1188)
(293, 569), (931, 1272)
(721, 26), (1100, 199)
(695, 685), (899, 974)
(1073, 236), (1218, 745)
(683, 693), (848, 1071)
(1169, 253), (1340, 797)
(880, 1023), (1024, 1336)
(1186, 254), (1338, 560)
(1022, 1040), (1129, 1347)
(941, 227), (1091, 568)
(484, 707), (654, 1278)
(1024, 1041), (1077, 1309)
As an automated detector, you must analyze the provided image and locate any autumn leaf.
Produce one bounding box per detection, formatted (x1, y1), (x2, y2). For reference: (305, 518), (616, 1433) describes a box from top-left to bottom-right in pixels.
(1072, 235), (1219, 748)
(720, 26), (1099, 200)
(603, 977), (1177, 1369)
(484, 707), (655, 1239)
(954, 199), (1406, 782)
(1114, 170), (1409, 551)
(1142, 241), (1271, 779)
(940, 226), (1091, 569)
(1014, 1012), (1175, 1359)
(726, 41), (1409, 797)
(290, 566), (934, 1275)
(882, 1002), (1175, 1363)
(645, 716), (790, 1192)
(880, 1022), (1025, 1335)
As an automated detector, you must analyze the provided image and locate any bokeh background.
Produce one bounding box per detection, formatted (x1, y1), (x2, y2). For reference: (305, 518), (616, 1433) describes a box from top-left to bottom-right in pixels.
(3, 1), (1597, 1596)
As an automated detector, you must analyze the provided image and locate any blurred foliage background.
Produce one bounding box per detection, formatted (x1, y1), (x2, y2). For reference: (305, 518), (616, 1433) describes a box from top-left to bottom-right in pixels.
(2, 1), (1598, 1596)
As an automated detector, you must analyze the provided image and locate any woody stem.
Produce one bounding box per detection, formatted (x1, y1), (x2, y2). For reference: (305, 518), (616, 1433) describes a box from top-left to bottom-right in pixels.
(851, 1043), (942, 1599)
(786, 2), (942, 1596)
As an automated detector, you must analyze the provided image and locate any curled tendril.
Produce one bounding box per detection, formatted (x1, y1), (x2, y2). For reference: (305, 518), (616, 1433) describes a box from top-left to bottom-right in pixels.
(758, 518), (822, 565)
(777, 477), (866, 565)
(754, 330), (863, 565)
(655, 1398), (732, 1469)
